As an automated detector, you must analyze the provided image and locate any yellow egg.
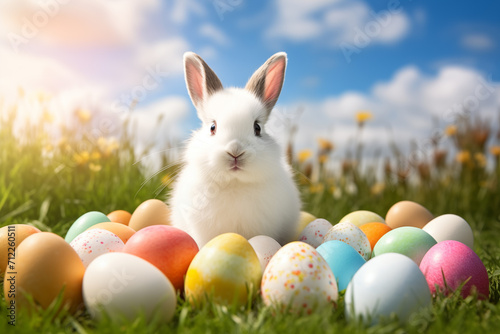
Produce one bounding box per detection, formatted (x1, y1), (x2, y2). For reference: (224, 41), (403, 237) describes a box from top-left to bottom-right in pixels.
(294, 211), (317, 239)
(3, 232), (85, 313)
(385, 201), (434, 229)
(184, 233), (261, 306)
(129, 199), (171, 231)
(0, 224), (41, 278)
(338, 210), (386, 227)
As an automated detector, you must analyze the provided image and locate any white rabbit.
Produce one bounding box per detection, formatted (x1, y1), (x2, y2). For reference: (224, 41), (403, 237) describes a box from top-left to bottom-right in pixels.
(169, 51), (301, 247)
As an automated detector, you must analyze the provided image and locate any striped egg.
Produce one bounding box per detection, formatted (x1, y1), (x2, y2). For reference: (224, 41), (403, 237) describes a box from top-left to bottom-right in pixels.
(261, 241), (338, 314)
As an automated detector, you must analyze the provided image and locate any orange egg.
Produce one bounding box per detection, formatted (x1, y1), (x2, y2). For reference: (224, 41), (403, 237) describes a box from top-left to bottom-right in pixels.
(359, 222), (392, 250)
(87, 222), (136, 243)
(0, 224), (41, 277)
(107, 210), (132, 225)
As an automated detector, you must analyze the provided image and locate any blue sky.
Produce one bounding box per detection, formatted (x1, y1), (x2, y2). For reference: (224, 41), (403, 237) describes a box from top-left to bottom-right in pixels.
(0, 0), (499, 162)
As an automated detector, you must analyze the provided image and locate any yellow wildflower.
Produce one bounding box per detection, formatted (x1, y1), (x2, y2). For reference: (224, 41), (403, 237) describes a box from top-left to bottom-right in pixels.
(42, 109), (53, 123)
(18, 87), (25, 98)
(91, 151), (101, 161)
(297, 149), (313, 163)
(309, 183), (324, 194)
(89, 163), (102, 172)
(455, 150), (471, 164)
(97, 137), (119, 157)
(75, 108), (92, 123)
(73, 151), (90, 165)
(355, 110), (373, 126)
(370, 182), (385, 196)
(317, 138), (334, 152)
(445, 125), (457, 136)
(474, 152), (487, 168)
(318, 154), (328, 164)
(490, 146), (500, 157)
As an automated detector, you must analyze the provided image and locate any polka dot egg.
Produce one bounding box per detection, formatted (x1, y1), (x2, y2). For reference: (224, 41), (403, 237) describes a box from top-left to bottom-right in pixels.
(70, 228), (124, 267)
(322, 222), (371, 260)
(261, 241), (338, 314)
(298, 218), (332, 248)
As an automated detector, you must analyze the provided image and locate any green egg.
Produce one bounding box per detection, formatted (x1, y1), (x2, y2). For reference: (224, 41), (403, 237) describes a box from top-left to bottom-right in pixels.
(372, 227), (436, 265)
(64, 211), (111, 243)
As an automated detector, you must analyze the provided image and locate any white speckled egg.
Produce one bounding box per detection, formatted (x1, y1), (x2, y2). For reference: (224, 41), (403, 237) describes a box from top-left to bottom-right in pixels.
(70, 228), (124, 267)
(248, 235), (282, 272)
(298, 219), (332, 247)
(261, 241), (338, 314)
(322, 222), (371, 260)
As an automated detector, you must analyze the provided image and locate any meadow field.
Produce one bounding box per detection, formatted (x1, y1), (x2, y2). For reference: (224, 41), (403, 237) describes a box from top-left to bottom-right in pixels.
(1, 97), (500, 333)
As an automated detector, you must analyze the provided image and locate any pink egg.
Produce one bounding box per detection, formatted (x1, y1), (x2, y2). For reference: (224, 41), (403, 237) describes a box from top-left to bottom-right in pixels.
(419, 240), (489, 299)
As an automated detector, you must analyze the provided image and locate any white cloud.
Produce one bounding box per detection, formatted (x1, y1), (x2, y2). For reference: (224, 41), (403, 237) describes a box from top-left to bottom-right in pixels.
(266, 0), (411, 47)
(275, 65), (500, 162)
(169, 0), (207, 25)
(199, 24), (230, 46)
(461, 33), (495, 51)
(0, 0), (160, 48)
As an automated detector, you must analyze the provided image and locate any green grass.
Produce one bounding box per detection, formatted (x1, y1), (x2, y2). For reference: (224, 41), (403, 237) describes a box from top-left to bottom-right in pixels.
(1, 108), (500, 333)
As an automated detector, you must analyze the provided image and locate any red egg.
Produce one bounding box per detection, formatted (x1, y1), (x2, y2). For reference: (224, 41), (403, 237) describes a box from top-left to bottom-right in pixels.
(419, 240), (489, 299)
(123, 225), (198, 291)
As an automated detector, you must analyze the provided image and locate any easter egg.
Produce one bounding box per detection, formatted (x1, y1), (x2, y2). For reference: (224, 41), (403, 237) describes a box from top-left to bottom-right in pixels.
(338, 210), (386, 227)
(422, 214), (474, 248)
(184, 233), (261, 306)
(385, 201), (433, 229)
(128, 199), (171, 231)
(0, 224), (41, 277)
(359, 222), (392, 250)
(65, 211), (111, 243)
(317, 240), (366, 291)
(123, 225), (198, 291)
(298, 218), (332, 247)
(4, 232), (85, 312)
(83, 252), (176, 323)
(373, 227), (436, 265)
(261, 241), (338, 314)
(106, 210), (132, 225)
(419, 240), (489, 299)
(323, 222), (371, 260)
(70, 229), (124, 268)
(248, 235), (281, 272)
(345, 253), (431, 324)
(294, 211), (317, 239)
(87, 222), (135, 244)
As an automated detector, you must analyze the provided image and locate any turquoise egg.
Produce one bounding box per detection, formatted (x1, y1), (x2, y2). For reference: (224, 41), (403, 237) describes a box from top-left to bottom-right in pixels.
(317, 240), (366, 291)
(64, 211), (111, 243)
(372, 227), (436, 265)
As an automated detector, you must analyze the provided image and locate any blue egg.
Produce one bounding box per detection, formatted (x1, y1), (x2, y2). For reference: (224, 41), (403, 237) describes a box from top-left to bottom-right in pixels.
(64, 211), (111, 243)
(317, 240), (366, 291)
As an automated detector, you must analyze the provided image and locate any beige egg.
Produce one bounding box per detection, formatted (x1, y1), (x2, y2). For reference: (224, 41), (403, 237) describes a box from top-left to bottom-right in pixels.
(385, 201), (433, 229)
(129, 199), (171, 231)
(0, 224), (41, 277)
(87, 222), (136, 243)
(3, 232), (85, 313)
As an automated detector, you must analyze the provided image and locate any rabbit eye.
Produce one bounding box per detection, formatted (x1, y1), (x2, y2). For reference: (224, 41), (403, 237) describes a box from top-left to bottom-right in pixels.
(254, 121), (261, 137)
(210, 121), (217, 135)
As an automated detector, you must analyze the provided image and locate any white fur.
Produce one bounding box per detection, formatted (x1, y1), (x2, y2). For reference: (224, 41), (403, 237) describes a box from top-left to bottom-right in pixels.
(169, 54), (301, 247)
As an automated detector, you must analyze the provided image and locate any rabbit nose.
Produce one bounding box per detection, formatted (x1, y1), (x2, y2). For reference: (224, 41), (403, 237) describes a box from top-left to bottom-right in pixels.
(226, 141), (245, 159)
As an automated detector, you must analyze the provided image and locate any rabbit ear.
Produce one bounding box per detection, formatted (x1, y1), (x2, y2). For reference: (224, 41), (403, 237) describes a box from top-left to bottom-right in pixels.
(184, 52), (223, 117)
(245, 52), (287, 117)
